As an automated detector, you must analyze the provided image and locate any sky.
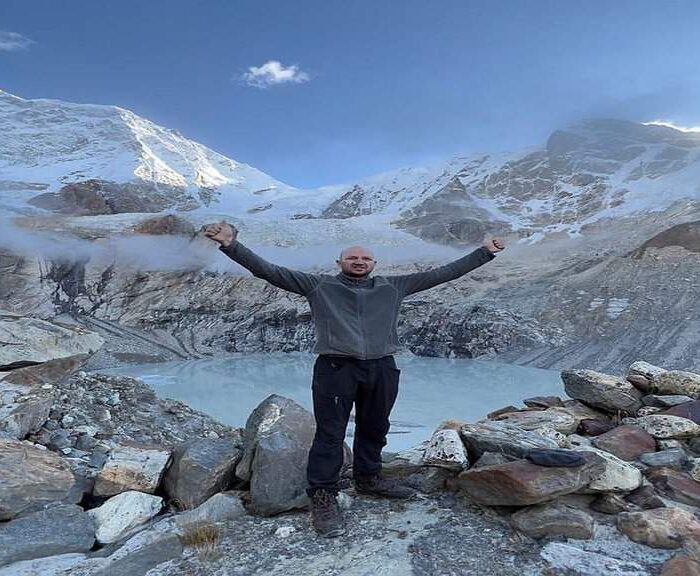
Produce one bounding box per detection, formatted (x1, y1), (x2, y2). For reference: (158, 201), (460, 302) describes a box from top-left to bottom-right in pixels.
(2, 0), (700, 188)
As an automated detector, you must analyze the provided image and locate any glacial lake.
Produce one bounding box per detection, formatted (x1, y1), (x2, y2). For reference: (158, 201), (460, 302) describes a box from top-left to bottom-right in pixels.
(101, 352), (564, 451)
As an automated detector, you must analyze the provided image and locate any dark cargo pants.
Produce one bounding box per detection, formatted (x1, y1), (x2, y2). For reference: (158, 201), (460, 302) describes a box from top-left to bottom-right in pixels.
(306, 354), (400, 493)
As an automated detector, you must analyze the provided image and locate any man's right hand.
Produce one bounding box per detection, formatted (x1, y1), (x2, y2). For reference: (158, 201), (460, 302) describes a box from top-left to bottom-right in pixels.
(202, 221), (238, 247)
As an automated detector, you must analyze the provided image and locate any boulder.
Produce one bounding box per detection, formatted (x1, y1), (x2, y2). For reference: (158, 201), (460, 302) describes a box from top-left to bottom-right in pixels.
(0, 396), (52, 440)
(561, 400), (610, 423)
(647, 468), (700, 507)
(0, 312), (103, 368)
(175, 492), (246, 529)
(635, 415), (700, 439)
(94, 445), (172, 497)
(422, 429), (469, 470)
(0, 437), (79, 520)
(578, 418), (616, 436)
(625, 485), (666, 510)
(163, 438), (242, 509)
(510, 503), (594, 539)
(591, 424), (657, 461)
(653, 371), (700, 399)
(91, 527), (183, 576)
(88, 491), (163, 544)
(470, 451), (514, 469)
(574, 445), (642, 492)
(626, 361), (667, 393)
(456, 452), (605, 506)
(617, 508), (700, 549)
(1, 354), (89, 388)
(237, 395), (316, 516)
(591, 493), (629, 514)
(458, 421), (558, 460)
(562, 369), (643, 414)
(0, 505), (95, 567)
(489, 407), (578, 434)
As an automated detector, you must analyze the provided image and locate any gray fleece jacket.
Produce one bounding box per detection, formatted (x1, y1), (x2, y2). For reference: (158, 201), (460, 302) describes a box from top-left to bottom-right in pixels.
(220, 242), (495, 359)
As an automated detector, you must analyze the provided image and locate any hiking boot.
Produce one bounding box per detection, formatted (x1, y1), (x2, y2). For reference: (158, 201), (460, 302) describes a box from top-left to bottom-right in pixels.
(310, 489), (345, 538)
(354, 474), (417, 499)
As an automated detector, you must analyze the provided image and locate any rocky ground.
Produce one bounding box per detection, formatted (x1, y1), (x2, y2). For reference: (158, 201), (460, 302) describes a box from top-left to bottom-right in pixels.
(3, 315), (700, 575)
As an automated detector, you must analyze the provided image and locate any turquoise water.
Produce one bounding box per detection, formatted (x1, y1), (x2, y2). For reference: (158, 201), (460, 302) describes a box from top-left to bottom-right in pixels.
(101, 352), (564, 451)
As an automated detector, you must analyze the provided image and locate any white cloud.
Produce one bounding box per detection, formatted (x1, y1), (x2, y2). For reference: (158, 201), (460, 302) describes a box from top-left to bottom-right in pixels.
(242, 60), (310, 88)
(644, 120), (700, 133)
(0, 31), (34, 52)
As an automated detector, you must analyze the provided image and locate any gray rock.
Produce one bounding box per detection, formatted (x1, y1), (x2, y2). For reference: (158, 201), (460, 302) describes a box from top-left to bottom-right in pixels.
(0, 397), (52, 440)
(164, 438), (242, 509)
(639, 449), (687, 469)
(635, 415), (700, 439)
(92, 529), (183, 576)
(591, 493), (629, 514)
(562, 369), (643, 414)
(175, 492), (246, 528)
(88, 491), (163, 544)
(470, 451), (514, 469)
(488, 407), (578, 434)
(0, 505), (95, 567)
(0, 437), (79, 520)
(511, 503), (594, 539)
(94, 445), (171, 497)
(243, 396), (316, 516)
(653, 371), (700, 399)
(627, 361), (667, 393)
(643, 395), (694, 408)
(459, 421), (559, 460)
(422, 429), (469, 470)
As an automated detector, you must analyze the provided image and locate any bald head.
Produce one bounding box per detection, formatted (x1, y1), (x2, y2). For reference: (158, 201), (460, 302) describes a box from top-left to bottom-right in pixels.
(337, 245), (376, 278)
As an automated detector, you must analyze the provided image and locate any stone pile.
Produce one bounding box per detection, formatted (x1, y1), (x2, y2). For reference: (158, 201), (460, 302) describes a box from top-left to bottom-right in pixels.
(380, 361), (700, 574)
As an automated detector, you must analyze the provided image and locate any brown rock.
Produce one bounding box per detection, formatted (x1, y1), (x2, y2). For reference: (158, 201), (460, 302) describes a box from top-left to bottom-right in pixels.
(523, 396), (565, 410)
(662, 400), (700, 425)
(647, 467), (700, 507)
(456, 452), (605, 506)
(591, 493), (629, 514)
(661, 555), (700, 576)
(579, 418), (616, 436)
(511, 503), (594, 539)
(625, 485), (666, 510)
(486, 405), (522, 419)
(2, 354), (90, 387)
(617, 508), (700, 549)
(134, 215), (196, 236)
(591, 425), (657, 461)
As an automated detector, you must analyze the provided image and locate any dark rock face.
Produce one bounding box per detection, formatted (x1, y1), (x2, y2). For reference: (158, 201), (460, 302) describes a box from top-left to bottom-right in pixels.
(0, 505), (95, 567)
(164, 438), (243, 509)
(28, 179), (199, 215)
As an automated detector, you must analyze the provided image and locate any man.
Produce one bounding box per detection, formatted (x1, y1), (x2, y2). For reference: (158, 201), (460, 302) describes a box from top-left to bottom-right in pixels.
(204, 221), (504, 537)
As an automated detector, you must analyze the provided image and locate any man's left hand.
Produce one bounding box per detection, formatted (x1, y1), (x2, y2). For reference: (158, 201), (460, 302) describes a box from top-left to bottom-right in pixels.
(484, 238), (505, 253)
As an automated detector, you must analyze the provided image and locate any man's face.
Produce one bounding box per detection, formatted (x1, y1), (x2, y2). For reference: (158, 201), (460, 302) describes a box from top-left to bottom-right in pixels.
(337, 246), (376, 277)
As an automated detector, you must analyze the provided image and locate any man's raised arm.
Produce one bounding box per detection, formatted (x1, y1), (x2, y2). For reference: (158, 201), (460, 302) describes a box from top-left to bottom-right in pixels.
(203, 221), (320, 296)
(388, 238), (504, 297)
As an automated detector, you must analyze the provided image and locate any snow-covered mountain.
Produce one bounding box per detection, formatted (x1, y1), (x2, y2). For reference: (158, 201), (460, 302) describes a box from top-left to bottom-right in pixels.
(1, 90), (699, 246)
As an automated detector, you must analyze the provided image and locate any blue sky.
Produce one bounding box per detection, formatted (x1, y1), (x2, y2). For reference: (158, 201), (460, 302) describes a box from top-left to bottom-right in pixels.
(2, 0), (700, 188)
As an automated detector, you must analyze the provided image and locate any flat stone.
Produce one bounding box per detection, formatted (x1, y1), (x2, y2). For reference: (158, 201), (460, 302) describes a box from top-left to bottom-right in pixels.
(91, 528), (183, 576)
(639, 449), (686, 469)
(0, 397), (52, 440)
(0, 553), (98, 576)
(522, 396), (565, 409)
(488, 407), (578, 434)
(575, 445), (643, 492)
(662, 400), (700, 425)
(486, 405), (521, 419)
(647, 468), (700, 507)
(592, 424), (656, 461)
(644, 395), (694, 408)
(164, 438), (242, 509)
(562, 369), (643, 415)
(1, 354), (90, 388)
(458, 421), (558, 460)
(88, 491), (163, 544)
(635, 415), (700, 439)
(0, 437), (78, 520)
(0, 505), (95, 567)
(617, 508), (700, 549)
(653, 371), (700, 399)
(94, 445), (171, 497)
(578, 418), (616, 436)
(456, 452), (605, 506)
(562, 400), (611, 423)
(422, 429), (469, 470)
(175, 492), (246, 528)
(511, 503), (594, 539)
